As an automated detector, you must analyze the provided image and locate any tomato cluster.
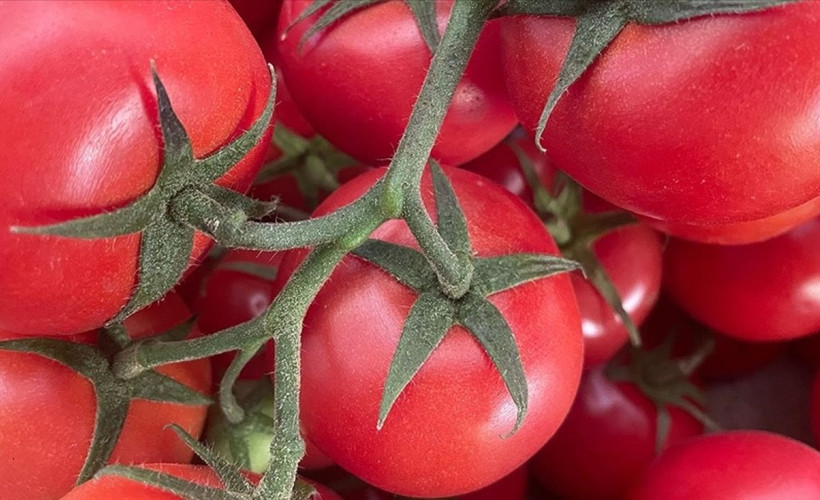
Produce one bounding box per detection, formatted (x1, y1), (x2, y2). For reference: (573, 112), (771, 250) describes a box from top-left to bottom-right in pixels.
(2, 0), (820, 499)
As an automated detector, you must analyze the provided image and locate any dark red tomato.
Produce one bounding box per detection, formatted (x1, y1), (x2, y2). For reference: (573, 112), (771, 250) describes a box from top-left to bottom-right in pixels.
(501, 3), (820, 242)
(464, 135), (663, 367)
(0, 1), (272, 336)
(197, 249), (282, 382)
(272, 0), (517, 166)
(642, 298), (783, 381)
(794, 333), (820, 370)
(229, 0), (282, 40)
(531, 367), (703, 499)
(60, 463), (341, 500)
(664, 217), (820, 342)
(278, 166), (583, 497)
(812, 370), (820, 446)
(172, 253), (220, 313)
(628, 431), (820, 499)
(0, 292), (211, 500)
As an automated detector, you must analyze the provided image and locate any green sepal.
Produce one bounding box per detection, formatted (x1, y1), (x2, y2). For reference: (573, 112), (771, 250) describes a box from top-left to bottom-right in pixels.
(201, 184), (278, 220)
(430, 161), (471, 262)
(292, 478), (319, 500)
(492, 0), (587, 17)
(457, 293), (528, 436)
(471, 253), (581, 297)
(94, 465), (236, 500)
(406, 0), (441, 53)
(0, 336), (209, 486)
(352, 239), (436, 290)
(378, 291), (456, 430)
(217, 261), (280, 282)
(219, 343), (266, 424)
(297, 0), (384, 51)
(167, 424), (255, 493)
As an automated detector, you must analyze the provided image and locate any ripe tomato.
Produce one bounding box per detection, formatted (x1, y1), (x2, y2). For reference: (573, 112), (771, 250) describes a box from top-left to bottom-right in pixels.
(273, 0), (517, 166)
(500, 3), (820, 242)
(464, 135), (663, 366)
(628, 431), (820, 499)
(0, 0), (272, 335)
(279, 166), (583, 497)
(229, 0), (282, 40)
(60, 463), (341, 499)
(0, 293), (211, 500)
(813, 370), (820, 446)
(664, 217), (820, 342)
(531, 367), (703, 499)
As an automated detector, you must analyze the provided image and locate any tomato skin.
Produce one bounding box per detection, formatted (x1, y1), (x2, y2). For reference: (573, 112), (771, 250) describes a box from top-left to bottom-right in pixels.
(273, 0), (517, 166)
(628, 431), (820, 499)
(278, 166), (583, 497)
(229, 0), (282, 40)
(60, 463), (341, 499)
(464, 137), (663, 367)
(812, 370), (820, 447)
(531, 367), (703, 499)
(0, 293), (211, 500)
(0, 0), (272, 336)
(664, 217), (820, 342)
(500, 3), (820, 240)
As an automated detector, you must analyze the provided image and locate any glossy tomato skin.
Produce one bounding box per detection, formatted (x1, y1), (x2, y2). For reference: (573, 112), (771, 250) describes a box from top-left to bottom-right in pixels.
(628, 431), (820, 499)
(0, 293), (211, 500)
(501, 3), (820, 241)
(60, 463), (341, 500)
(273, 0), (517, 166)
(531, 367), (703, 499)
(0, 0), (272, 336)
(279, 167), (583, 497)
(464, 137), (663, 366)
(664, 217), (820, 342)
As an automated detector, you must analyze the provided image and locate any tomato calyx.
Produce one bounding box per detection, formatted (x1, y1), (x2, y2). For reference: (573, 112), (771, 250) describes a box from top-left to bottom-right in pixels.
(12, 64), (276, 325)
(0, 320), (210, 487)
(606, 334), (719, 453)
(287, 0), (442, 54)
(351, 163), (580, 434)
(492, 0), (797, 151)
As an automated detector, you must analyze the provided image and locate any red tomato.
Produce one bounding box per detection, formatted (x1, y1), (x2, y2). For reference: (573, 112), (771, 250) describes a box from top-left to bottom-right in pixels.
(813, 370), (820, 446)
(628, 431), (820, 499)
(0, 293), (211, 499)
(500, 3), (820, 242)
(0, 0), (272, 335)
(60, 463), (341, 499)
(664, 217), (820, 342)
(229, 0), (282, 40)
(531, 367), (703, 499)
(279, 166), (583, 497)
(794, 333), (820, 370)
(464, 136), (663, 366)
(272, 0), (517, 166)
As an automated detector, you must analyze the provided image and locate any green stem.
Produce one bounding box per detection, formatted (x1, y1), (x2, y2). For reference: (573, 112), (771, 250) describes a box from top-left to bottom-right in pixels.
(381, 0), (496, 296)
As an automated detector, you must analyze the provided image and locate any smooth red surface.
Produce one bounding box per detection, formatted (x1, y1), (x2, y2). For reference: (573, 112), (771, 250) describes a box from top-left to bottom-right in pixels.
(229, 0), (282, 40)
(279, 166), (583, 497)
(531, 367), (703, 499)
(665, 217), (820, 341)
(501, 3), (820, 241)
(464, 136), (663, 366)
(628, 431), (820, 499)
(61, 463), (341, 499)
(0, 293), (211, 500)
(0, 0), (272, 335)
(273, 0), (517, 166)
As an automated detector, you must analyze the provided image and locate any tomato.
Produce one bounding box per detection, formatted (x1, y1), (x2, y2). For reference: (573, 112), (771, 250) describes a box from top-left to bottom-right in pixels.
(500, 3), (820, 243)
(531, 366), (703, 499)
(464, 135), (663, 366)
(0, 0), (272, 335)
(278, 166), (583, 497)
(812, 370), (820, 446)
(664, 217), (820, 342)
(272, 0), (517, 166)
(628, 431), (820, 499)
(229, 0), (282, 40)
(197, 249), (282, 382)
(0, 292), (211, 499)
(60, 463), (341, 499)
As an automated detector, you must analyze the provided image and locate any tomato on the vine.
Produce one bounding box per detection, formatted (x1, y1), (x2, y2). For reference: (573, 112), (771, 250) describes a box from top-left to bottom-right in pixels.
(273, 0), (517, 166)
(0, 0), (272, 335)
(500, 2), (820, 243)
(278, 166), (583, 497)
(0, 293), (211, 500)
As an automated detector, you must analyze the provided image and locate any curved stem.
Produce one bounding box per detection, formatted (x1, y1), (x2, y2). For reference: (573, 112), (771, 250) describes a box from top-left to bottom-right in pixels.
(381, 0), (496, 293)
